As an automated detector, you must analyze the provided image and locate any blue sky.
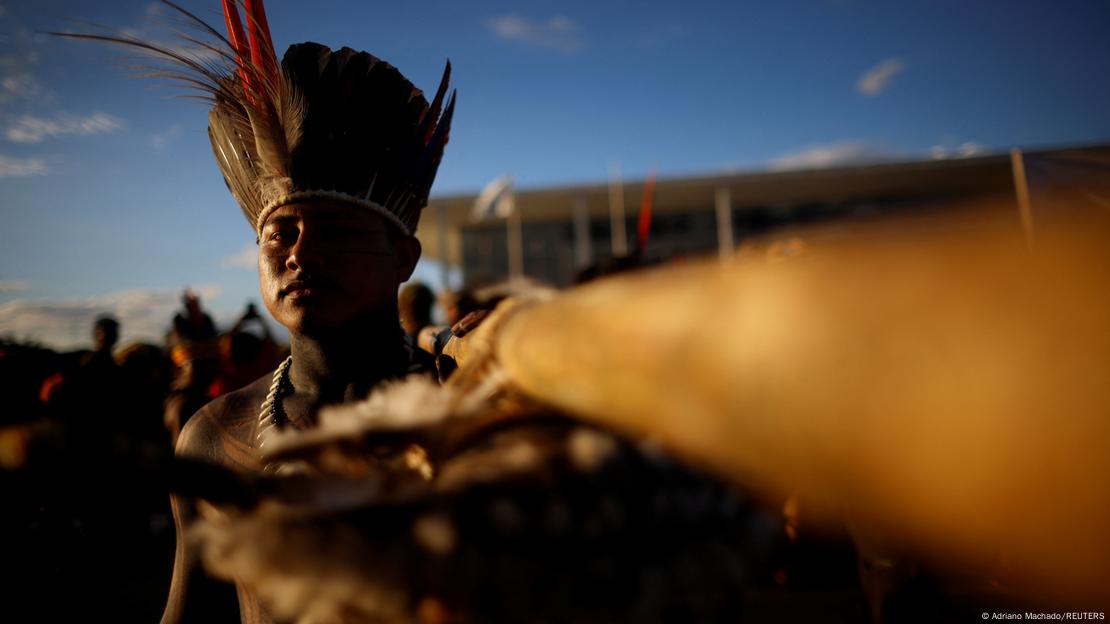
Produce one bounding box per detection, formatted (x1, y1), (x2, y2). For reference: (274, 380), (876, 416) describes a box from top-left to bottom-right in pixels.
(2, 0), (1110, 349)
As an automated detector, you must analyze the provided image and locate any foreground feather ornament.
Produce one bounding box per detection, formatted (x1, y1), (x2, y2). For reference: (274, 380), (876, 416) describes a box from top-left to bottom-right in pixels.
(55, 0), (455, 236)
(193, 369), (775, 624)
(182, 287), (774, 623)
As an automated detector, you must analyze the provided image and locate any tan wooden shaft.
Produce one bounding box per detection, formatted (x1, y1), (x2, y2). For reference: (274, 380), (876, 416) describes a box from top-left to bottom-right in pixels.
(495, 210), (1110, 601)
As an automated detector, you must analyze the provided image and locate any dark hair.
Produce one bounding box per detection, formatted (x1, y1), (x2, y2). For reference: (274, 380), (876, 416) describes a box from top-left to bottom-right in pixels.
(94, 316), (119, 331)
(399, 282), (436, 319)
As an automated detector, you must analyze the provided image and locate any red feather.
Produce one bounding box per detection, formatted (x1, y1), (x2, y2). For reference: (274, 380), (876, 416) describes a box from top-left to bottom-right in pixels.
(220, 0), (255, 104)
(244, 0), (278, 86)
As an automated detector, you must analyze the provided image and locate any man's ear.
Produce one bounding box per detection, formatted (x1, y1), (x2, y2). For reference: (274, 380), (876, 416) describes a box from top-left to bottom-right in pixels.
(395, 235), (422, 282)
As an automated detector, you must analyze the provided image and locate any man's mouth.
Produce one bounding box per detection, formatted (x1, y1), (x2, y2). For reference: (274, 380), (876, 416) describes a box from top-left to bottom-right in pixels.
(281, 279), (332, 299)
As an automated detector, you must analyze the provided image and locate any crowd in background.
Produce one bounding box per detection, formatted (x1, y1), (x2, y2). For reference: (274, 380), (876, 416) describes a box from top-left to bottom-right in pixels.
(0, 280), (517, 615)
(1, 278), (522, 441)
(0, 289), (292, 621)
(0, 280), (509, 607)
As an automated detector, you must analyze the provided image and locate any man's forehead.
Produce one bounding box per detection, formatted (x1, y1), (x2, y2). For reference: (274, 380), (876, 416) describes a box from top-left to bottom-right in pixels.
(263, 201), (394, 231)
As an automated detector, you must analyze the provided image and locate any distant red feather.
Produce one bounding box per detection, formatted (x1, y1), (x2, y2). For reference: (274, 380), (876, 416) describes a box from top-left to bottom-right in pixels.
(636, 170), (657, 256)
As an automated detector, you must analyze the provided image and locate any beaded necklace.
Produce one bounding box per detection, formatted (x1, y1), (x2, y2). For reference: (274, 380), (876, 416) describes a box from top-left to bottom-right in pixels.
(253, 338), (432, 464)
(255, 355), (294, 452)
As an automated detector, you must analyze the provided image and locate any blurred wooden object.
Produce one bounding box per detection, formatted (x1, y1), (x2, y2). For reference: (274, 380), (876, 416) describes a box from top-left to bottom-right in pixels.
(490, 205), (1110, 603)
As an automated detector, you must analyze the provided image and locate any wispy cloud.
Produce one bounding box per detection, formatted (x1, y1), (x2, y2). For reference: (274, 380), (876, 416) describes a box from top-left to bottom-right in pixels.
(1, 71), (37, 100)
(49, 4), (224, 69)
(929, 141), (987, 160)
(487, 15), (584, 53)
(220, 243), (257, 270)
(0, 154), (46, 176)
(716, 159), (758, 174)
(857, 57), (906, 96)
(769, 142), (894, 171)
(148, 124), (183, 150)
(0, 285), (222, 351)
(5, 112), (124, 144)
(114, 3), (226, 65)
(0, 279), (27, 293)
(0, 46), (43, 104)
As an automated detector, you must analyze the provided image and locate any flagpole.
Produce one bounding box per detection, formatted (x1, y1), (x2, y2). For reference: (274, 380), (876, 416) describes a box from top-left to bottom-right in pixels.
(1010, 148), (1034, 249)
(436, 203), (450, 291)
(507, 208), (523, 279)
(471, 175), (519, 281)
(573, 197), (592, 269)
(715, 187), (734, 264)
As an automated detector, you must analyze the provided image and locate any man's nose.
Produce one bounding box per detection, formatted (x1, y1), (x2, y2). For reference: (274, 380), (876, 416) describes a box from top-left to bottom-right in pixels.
(286, 229), (325, 273)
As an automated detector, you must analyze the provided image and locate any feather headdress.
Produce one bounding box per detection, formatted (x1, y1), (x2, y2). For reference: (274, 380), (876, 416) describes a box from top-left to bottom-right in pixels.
(56, 0), (455, 236)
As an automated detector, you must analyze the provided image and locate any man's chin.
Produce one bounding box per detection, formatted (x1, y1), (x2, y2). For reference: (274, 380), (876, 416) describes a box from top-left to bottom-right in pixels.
(273, 298), (398, 337)
(277, 308), (336, 336)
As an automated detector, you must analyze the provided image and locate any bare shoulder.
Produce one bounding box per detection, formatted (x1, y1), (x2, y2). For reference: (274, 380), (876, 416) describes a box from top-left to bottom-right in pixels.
(176, 374), (274, 472)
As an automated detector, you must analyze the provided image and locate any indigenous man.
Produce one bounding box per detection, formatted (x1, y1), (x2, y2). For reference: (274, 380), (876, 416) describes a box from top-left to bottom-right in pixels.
(71, 2), (459, 621)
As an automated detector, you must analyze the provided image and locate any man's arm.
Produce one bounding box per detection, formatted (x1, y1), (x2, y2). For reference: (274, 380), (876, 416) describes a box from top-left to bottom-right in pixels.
(161, 407), (242, 624)
(161, 475), (197, 624)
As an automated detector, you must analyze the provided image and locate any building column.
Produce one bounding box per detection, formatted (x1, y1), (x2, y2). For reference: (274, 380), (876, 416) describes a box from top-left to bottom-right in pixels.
(507, 209), (524, 279)
(573, 197), (592, 268)
(436, 203), (451, 290)
(715, 187), (734, 263)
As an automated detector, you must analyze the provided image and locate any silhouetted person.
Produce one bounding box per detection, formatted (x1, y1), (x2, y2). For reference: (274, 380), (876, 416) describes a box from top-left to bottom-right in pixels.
(41, 315), (124, 420)
(115, 342), (174, 448)
(169, 289), (217, 347)
(164, 291), (220, 447)
(398, 281), (436, 340)
(164, 357), (220, 449)
(79, 315), (120, 382)
(211, 302), (279, 396)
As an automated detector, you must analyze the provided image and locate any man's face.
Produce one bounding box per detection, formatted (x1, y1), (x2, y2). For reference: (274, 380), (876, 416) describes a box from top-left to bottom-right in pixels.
(257, 200), (420, 335)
